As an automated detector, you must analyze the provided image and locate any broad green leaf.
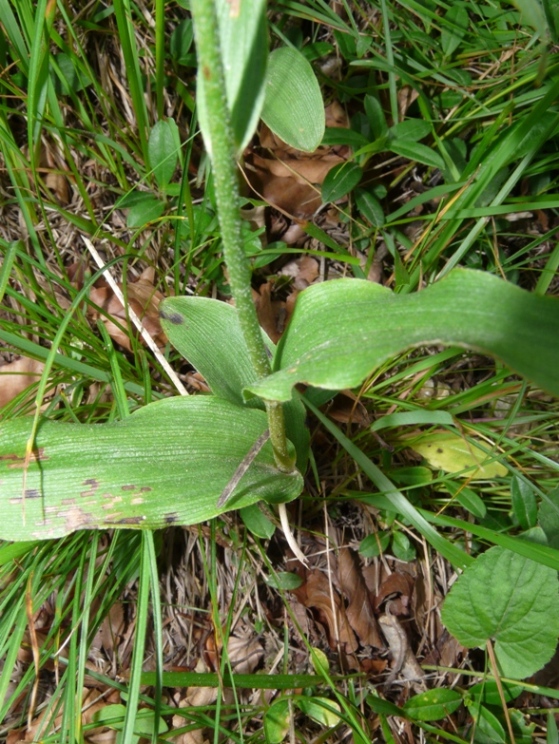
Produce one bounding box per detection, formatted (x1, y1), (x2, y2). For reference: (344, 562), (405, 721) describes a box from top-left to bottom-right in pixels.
(364, 94), (388, 138)
(0, 397), (303, 541)
(510, 0), (548, 38)
(159, 296), (310, 471)
(197, 0), (268, 155)
(468, 680), (523, 706)
(321, 162), (363, 203)
(511, 475), (537, 529)
(410, 432), (507, 479)
(148, 118), (180, 189)
(389, 140), (445, 170)
(441, 546), (559, 678)
(359, 531), (390, 558)
(445, 481), (486, 519)
(403, 688), (462, 721)
(391, 530), (416, 561)
(261, 46), (325, 152)
(441, 5), (469, 56)
(160, 297), (255, 407)
(246, 269), (559, 403)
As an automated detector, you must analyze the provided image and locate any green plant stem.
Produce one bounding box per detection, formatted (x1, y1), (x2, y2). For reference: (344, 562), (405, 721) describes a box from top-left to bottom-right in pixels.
(189, 0), (292, 472)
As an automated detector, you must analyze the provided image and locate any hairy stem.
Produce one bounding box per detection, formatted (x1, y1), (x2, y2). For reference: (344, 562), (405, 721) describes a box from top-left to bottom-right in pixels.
(190, 0), (292, 471)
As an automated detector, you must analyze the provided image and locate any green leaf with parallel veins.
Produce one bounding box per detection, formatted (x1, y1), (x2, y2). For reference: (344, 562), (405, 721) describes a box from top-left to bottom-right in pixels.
(159, 295), (310, 471)
(160, 297), (255, 407)
(442, 546), (559, 678)
(261, 46), (325, 152)
(245, 269), (559, 403)
(148, 118), (180, 189)
(0, 397), (303, 541)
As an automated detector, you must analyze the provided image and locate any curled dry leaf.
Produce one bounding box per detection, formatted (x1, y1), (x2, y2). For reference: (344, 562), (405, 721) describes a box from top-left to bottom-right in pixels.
(0, 357), (45, 408)
(88, 267), (167, 351)
(227, 631), (264, 675)
(338, 548), (383, 648)
(245, 102), (350, 217)
(279, 256), (319, 290)
(292, 568), (358, 653)
(378, 611), (425, 691)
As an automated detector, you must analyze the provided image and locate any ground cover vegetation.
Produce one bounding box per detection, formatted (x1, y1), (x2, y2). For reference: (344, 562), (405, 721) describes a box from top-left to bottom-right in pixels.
(1, 0), (559, 741)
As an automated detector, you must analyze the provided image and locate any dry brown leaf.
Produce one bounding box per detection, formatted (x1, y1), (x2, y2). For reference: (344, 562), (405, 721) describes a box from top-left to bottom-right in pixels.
(279, 256), (319, 290)
(326, 391), (370, 427)
(88, 267), (167, 351)
(292, 569), (358, 652)
(338, 548), (383, 648)
(252, 283), (286, 343)
(227, 631), (264, 675)
(375, 571), (415, 616)
(245, 102), (350, 217)
(378, 612), (425, 691)
(0, 357), (45, 408)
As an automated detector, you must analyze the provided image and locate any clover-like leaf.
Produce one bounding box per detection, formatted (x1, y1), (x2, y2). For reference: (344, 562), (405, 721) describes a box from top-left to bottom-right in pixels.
(441, 546), (559, 678)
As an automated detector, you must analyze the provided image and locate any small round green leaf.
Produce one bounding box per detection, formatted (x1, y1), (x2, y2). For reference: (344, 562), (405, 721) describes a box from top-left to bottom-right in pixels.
(322, 162), (363, 203)
(261, 46), (325, 152)
(264, 698), (291, 744)
(442, 546), (559, 678)
(403, 688), (462, 721)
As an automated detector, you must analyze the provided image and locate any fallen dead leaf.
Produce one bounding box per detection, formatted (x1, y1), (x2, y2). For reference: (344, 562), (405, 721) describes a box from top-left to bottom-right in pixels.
(244, 102), (350, 218)
(228, 630), (264, 675)
(279, 256), (319, 290)
(252, 282), (287, 343)
(88, 267), (167, 351)
(292, 568), (358, 653)
(338, 548), (383, 648)
(0, 357), (45, 408)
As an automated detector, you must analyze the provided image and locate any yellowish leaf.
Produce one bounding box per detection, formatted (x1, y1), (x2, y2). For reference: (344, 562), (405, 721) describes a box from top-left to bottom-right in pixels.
(410, 432), (507, 479)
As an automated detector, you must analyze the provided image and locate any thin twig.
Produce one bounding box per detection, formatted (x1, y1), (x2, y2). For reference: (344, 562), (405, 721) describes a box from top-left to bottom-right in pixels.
(81, 236), (188, 396)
